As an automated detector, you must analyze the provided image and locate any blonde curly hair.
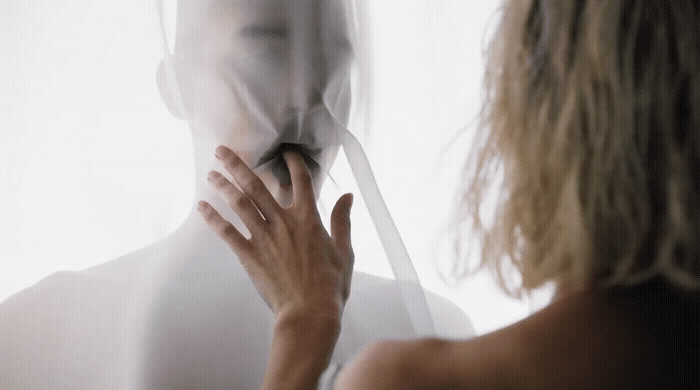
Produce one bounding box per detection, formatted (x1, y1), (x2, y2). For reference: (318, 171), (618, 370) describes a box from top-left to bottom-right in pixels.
(454, 0), (700, 296)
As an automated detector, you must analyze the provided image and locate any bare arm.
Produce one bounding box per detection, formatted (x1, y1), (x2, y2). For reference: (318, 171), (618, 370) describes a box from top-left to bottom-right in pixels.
(261, 313), (340, 389)
(197, 145), (522, 390)
(198, 146), (354, 389)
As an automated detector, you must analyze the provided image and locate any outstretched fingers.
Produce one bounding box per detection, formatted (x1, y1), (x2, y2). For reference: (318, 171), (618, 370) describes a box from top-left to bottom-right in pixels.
(198, 146), (355, 324)
(198, 200), (253, 257)
(207, 169), (267, 238)
(215, 145), (282, 223)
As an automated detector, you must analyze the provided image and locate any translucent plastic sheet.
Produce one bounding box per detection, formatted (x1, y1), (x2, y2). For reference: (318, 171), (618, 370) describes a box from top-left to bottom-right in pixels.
(157, 0), (435, 337)
(0, 0), (473, 388)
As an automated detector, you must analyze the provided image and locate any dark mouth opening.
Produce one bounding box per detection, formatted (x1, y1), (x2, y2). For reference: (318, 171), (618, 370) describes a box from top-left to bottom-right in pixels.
(256, 143), (322, 186)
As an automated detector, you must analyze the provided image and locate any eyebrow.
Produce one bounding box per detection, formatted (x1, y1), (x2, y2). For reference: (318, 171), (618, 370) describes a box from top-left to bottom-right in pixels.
(240, 25), (289, 39)
(208, 0), (282, 15)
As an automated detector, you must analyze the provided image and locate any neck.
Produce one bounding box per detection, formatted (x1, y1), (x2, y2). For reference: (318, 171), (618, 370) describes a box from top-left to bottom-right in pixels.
(165, 125), (295, 246)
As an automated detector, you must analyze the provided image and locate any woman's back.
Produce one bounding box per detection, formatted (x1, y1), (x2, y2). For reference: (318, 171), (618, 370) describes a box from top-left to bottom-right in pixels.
(336, 278), (699, 389)
(425, 0), (700, 385)
(511, 279), (699, 389)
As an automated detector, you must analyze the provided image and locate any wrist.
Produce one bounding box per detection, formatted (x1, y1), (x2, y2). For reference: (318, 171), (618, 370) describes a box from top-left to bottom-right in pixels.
(274, 306), (342, 339)
(275, 299), (344, 330)
(262, 309), (342, 390)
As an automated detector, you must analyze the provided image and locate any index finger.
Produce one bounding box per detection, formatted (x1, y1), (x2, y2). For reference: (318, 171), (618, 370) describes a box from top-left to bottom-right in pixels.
(216, 145), (282, 222)
(283, 150), (316, 211)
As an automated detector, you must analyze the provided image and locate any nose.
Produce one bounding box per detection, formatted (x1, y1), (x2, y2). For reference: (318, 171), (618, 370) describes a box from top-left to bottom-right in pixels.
(288, 0), (324, 110)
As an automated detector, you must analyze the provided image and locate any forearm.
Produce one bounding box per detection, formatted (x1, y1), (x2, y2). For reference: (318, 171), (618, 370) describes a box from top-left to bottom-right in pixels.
(261, 312), (341, 390)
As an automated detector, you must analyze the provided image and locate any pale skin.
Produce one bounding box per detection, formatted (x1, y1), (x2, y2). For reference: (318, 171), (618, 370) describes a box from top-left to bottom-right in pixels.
(198, 145), (353, 389)
(160, 1), (476, 386)
(186, 1), (699, 387)
(199, 145), (698, 389)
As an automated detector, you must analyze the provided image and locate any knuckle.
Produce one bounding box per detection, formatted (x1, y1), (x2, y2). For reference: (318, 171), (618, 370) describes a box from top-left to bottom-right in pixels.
(233, 193), (250, 210)
(340, 214), (351, 227)
(224, 160), (243, 175)
(199, 205), (213, 218)
(226, 153), (243, 169)
(219, 221), (237, 237)
(213, 174), (227, 188)
(246, 179), (266, 196)
(308, 221), (325, 235)
(223, 185), (237, 199)
(297, 198), (317, 212)
(203, 209), (218, 223)
(298, 171), (313, 187)
(278, 217), (297, 235)
(260, 233), (278, 251)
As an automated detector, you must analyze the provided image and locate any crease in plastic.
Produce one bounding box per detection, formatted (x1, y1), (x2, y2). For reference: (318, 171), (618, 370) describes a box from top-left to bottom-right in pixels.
(156, 0), (435, 337)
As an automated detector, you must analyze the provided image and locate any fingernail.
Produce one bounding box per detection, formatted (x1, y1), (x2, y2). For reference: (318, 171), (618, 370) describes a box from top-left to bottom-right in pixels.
(197, 200), (207, 211)
(215, 145), (228, 159)
(207, 170), (217, 181)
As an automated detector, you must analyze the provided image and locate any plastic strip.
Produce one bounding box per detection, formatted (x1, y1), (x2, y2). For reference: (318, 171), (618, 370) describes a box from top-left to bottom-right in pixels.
(156, 0), (435, 337)
(340, 129), (435, 336)
(156, 0), (188, 120)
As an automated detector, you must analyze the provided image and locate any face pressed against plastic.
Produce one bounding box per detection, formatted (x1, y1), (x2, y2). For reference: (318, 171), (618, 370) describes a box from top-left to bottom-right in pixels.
(0, 7), (486, 388)
(167, 0), (351, 196)
(198, 2), (293, 129)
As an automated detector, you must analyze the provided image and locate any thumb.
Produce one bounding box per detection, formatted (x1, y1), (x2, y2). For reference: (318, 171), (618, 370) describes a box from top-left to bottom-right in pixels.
(331, 193), (354, 257)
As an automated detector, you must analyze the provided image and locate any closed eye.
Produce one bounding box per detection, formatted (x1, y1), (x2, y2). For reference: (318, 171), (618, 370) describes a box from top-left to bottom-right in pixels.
(240, 25), (289, 39)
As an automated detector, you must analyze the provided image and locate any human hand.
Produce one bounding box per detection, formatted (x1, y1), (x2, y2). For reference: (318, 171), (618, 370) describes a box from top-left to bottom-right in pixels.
(198, 145), (354, 324)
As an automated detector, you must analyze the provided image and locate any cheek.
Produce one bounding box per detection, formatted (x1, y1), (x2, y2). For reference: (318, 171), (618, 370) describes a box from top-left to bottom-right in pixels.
(237, 63), (292, 125)
(199, 63), (293, 138)
(192, 71), (255, 146)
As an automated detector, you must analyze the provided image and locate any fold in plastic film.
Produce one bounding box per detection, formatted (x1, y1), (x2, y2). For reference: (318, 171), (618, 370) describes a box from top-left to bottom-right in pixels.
(340, 129), (436, 336)
(157, 0), (435, 337)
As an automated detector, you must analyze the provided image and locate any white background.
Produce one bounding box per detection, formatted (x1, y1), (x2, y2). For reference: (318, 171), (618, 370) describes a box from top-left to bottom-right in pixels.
(0, 0), (552, 335)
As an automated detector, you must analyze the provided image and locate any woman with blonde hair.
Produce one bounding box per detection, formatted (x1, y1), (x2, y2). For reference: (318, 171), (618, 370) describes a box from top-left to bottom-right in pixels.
(199, 0), (700, 388)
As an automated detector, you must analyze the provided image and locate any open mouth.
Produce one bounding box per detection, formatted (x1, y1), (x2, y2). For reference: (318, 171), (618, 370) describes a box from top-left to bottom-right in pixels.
(254, 143), (322, 186)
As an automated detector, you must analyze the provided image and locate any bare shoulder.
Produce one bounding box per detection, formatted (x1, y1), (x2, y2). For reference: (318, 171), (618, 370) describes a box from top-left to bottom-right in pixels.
(334, 329), (526, 390)
(335, 281), (700, 390)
